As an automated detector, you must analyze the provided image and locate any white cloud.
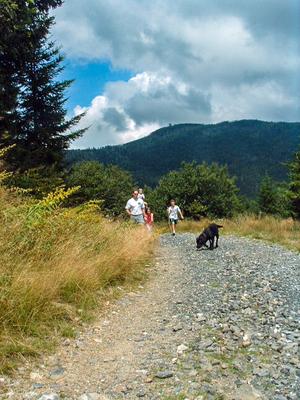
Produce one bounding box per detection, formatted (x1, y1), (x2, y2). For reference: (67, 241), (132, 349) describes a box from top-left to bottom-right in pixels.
(72, 72), (206, 148)
(211, 81), (300, 122)
(53, 0), (300, 147)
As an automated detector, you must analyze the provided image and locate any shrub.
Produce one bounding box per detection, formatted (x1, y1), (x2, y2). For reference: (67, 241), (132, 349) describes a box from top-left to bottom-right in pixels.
(66, 161), (134, 216)
(288, 148), (300, 219)
(258, 176), (291, 218)
(6, 166), (65, 197)
(147, 162), (241, 220)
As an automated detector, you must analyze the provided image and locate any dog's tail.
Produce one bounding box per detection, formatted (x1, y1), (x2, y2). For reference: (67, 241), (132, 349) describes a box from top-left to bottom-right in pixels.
(216, 224), (223, 228)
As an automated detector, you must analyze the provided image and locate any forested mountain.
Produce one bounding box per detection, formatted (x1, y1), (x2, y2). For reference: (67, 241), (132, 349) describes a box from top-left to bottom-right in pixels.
(66, 120), (300, 197)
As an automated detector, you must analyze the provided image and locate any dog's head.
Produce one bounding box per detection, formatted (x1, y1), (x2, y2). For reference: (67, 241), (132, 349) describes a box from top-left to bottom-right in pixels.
(196, 233), (206, 249)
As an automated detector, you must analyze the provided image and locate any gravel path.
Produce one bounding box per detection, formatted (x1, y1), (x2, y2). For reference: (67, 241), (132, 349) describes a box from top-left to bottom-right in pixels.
(1, 234), (299, 400)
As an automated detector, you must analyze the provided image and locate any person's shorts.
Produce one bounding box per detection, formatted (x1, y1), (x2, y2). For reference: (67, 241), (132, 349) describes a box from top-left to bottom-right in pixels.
(131, 214), (145, 224)
(169, 218), (178, 225)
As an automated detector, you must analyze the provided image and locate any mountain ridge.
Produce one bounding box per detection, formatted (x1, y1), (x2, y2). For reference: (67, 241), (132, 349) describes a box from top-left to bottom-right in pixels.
(67, 119), (300, 197)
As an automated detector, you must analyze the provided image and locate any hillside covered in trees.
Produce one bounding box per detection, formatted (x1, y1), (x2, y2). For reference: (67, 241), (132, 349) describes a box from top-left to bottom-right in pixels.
(67, 120), (300, 197)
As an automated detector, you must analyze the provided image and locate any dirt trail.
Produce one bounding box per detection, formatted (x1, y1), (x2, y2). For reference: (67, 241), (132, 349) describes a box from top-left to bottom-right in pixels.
(1, 234), (299, 400)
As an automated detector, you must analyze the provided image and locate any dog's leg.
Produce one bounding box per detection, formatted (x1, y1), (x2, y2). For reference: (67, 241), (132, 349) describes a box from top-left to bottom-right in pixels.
(215, 233), (219, 248)
(209, 239), (213, 250)
(212, 235), (215, 248)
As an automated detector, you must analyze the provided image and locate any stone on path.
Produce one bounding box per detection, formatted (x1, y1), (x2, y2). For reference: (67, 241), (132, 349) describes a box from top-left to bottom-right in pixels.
(155, 370), (174, 379)
(49, 367), (64, 378)
(242, 332), (252, 347)
(233, 384), (263, 400)
(78, 394), (108, 400)
(38, 394), (60, 400)
(177, 343), (188, 354)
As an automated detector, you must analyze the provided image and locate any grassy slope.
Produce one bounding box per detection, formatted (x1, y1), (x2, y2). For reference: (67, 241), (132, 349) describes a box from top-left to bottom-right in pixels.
(0, 187), (155, 373)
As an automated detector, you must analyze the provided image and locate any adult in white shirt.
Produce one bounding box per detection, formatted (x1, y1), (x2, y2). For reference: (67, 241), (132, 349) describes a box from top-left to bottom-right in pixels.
(167, 199), (184, 236)
(125, 190), (146, 224)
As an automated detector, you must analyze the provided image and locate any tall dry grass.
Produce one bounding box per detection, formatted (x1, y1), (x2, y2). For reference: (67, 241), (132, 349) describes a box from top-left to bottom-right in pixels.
(160, 215), (300, 252)
(0, 187), (155, 373)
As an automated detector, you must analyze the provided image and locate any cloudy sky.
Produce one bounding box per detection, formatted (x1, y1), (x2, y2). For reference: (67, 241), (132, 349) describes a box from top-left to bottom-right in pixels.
(54, 0), (300, 148)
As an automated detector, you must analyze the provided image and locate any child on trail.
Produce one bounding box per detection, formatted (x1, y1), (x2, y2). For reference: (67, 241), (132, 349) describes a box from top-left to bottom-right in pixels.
(167, 199), (184, 236)
(138, 188), (148, 206)
(145, 207), (154, 232)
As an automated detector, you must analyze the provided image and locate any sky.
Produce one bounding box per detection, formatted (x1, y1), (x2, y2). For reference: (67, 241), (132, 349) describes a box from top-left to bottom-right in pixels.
(53, 0), (300, 149)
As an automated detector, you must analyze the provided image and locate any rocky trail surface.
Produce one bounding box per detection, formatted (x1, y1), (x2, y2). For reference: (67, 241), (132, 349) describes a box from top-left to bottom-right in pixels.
(1, 234), (299, 400)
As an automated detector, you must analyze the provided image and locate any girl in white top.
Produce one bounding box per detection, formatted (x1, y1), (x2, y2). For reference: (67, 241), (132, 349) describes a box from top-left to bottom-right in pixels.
(167, 199), (184, 236)
(138, 188), (148, 206)
(138, 188), (145, 200)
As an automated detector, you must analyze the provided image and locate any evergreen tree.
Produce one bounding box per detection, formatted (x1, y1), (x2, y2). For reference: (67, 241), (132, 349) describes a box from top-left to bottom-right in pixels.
(258, 175), (291, 217)
(288, 148), (300, 219)
(1, 1), (62, 146)
(0, 1), (25, 148)
(258, 176), (279, 215)
(15, 15), (85, 170)
(0, 0), (85, 171)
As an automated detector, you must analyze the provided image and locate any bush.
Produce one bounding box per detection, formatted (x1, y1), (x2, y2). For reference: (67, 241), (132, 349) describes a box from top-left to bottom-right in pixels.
(258, 176), (291, 218)
(147, 162), (241, 220)
(66, 161), (134, 216)
(288, 148), (300, 219)
(6, 166), (65, 197)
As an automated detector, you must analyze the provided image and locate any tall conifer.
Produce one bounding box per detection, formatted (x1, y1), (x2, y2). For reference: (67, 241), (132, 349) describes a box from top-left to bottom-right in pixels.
(0, 0), (86, 170)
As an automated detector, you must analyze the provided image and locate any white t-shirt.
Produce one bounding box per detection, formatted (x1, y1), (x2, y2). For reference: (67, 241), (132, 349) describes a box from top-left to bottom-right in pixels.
(125, 197), (145, 216)
(138, 193), (145, 201)
(168, 205), (181, 220)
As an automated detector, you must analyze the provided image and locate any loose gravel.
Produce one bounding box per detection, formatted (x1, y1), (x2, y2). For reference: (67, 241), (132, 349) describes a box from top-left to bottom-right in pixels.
(1, 234), (299, 400)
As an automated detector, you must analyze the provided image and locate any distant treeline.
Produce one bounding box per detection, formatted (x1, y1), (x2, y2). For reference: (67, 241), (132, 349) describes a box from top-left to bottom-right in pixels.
(66, 120), (300, 198)
(63, 156), (300, 221)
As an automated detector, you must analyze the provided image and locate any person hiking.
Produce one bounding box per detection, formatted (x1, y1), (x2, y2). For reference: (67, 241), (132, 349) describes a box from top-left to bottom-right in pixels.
(145, 206), (154, 232)
(138, 188), (148, 206)
(125, 190), (146, 224)
(167, 199), (184, 236)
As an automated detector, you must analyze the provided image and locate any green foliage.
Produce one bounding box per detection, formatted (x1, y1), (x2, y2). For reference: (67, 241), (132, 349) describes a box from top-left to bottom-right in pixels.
(288, 148), (300, 219)
(258, 176), (279, 215)
(147, 162), (241, 220)
(66, 120), (300, 197)
(0, 0), (86, 171)
(6, 167), (65, 197)
(238, 195), (260, 215)
(258, 176), (291, 217)
(26, 186), (80, 226)
(0, 144), (15, 182)
(66, 161), (134, 216)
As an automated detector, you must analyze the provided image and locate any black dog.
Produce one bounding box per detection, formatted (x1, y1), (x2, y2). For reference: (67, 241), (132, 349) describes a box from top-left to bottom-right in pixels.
(196, 223), (223, 250)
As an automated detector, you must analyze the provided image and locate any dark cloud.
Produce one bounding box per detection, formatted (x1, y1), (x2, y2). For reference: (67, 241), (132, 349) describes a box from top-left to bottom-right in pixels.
(102, 107), (128, 131)
(124, 85), (211, 125)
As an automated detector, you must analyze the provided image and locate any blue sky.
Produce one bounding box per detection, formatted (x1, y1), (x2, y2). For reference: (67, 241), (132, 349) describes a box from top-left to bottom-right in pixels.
(62, 61), (132, 112)
(53, 0), (300, 149)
